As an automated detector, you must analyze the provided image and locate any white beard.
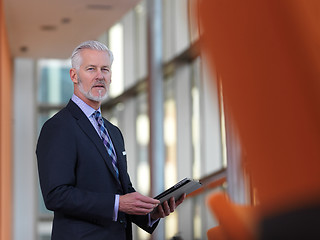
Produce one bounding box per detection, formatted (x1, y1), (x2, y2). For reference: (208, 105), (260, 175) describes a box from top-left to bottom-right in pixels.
(77, 76), (109, 102)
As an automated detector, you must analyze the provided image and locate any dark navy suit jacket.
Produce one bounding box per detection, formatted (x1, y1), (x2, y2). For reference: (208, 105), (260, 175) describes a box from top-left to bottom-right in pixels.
(36, 100), (158, 240)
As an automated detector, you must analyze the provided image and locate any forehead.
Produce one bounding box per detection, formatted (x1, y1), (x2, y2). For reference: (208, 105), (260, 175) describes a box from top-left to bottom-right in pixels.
(80, 49), (111, 66)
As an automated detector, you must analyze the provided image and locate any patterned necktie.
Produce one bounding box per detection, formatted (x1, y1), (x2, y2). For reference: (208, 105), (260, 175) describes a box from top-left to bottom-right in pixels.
(93, 111), (119, 178)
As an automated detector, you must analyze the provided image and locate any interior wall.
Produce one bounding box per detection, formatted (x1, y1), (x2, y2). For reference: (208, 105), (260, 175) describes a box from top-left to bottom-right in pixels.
(0, 0), (13, 239)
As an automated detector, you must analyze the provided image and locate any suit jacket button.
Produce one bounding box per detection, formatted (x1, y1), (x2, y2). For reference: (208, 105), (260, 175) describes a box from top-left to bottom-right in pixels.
(119, 219), (127, 227)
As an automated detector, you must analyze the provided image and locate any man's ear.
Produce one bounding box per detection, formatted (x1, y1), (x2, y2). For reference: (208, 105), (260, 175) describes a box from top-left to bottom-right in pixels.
(70, 68), (78, 84)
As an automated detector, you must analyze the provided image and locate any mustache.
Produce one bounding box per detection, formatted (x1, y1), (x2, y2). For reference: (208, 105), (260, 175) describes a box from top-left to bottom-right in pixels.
(76, 76), (107, 89)
(92, 80), (107, 88)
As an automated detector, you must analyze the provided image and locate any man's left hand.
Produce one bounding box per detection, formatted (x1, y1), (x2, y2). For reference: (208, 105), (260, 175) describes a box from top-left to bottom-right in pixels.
(150, 193), (186, 220)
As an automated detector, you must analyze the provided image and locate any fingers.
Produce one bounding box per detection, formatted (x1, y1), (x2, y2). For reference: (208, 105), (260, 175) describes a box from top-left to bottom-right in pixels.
(120, 192), (187, 218)
(157, 198), (175, 218)
(163, 200), (171, 215)
(175, 193), (186, 207)
(119, 192), (160, 215)
(156, 204), (165, 218)
(139, 194), (160, 206)
(150, 194), (187, 220)
(169, 197), (175, 212)
(138, 194), (160, 213)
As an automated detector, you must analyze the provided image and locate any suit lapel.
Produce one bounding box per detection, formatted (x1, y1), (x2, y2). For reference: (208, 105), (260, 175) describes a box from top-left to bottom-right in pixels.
(66, 100), (120, 183)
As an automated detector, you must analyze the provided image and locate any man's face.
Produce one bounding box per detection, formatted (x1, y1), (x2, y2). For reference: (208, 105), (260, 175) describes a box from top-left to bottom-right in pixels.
(71, 49), (112, 105)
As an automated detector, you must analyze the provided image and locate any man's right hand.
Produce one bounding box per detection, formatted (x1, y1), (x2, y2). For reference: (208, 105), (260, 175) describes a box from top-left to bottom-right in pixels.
(119, 192), (160, 215)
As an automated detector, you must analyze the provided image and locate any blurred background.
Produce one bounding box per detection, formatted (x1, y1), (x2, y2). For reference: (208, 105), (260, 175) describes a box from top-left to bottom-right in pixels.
(0, 0), (248, 239)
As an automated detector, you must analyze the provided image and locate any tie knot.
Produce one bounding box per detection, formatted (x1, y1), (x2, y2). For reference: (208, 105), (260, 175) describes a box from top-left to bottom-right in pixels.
(93, 111), (103, 124)
(93, 110), (101, 118)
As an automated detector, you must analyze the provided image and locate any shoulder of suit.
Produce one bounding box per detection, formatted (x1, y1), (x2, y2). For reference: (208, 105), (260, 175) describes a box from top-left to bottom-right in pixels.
(42, 107), (71, 127)
(103, 118), (119, 130)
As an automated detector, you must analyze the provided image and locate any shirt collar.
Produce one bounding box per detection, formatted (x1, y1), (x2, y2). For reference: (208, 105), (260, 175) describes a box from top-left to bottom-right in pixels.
(71, 94), (101, 118)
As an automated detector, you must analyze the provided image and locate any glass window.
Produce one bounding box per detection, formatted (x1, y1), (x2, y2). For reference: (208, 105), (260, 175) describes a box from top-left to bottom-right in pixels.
(163, 0), (174, 61)
(173, 0), (190, 53)
(134, 0), (148, 80)
(164, 77), (177, 189)
(163, 0), (191, 61)
(135, 93), (151, 240)
(164, 77), (178, 239)
(38, 223), (52, 240)
(37, 59), (72, 104)
(135, 93), (150, 196)
(109, 23), (124, 97)
(189, 0), (200, 43)
(191, 59), (201, 179)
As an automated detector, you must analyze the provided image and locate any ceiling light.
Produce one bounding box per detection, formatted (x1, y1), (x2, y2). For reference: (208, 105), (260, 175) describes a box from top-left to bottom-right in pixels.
(61, 18), (71, 24)
(87, 4), (112, 10)
(40, 25), (57, 31)
(20, 46), (28, 52)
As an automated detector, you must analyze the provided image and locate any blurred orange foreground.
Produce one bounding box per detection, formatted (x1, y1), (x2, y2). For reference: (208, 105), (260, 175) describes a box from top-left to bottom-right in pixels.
(199, 0), (320, 239)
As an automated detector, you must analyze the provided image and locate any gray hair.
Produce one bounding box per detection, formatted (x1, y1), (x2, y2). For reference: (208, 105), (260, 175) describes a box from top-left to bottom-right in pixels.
(71, 40), (114, 69)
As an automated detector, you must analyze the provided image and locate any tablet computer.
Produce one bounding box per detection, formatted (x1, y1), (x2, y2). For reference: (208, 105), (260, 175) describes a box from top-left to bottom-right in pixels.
(154, 178), (202, 204)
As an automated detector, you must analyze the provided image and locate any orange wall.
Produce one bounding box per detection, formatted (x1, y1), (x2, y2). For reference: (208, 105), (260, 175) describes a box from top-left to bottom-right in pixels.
(0, 0), (13, 238)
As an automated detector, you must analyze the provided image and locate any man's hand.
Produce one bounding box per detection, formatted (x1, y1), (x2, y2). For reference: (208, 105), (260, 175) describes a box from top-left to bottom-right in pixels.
(150, 193), (186, 220)
(119, 192), (160, 215)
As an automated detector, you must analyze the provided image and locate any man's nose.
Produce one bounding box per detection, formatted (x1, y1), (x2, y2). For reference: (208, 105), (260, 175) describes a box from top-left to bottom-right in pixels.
(95, 69), (104, 79)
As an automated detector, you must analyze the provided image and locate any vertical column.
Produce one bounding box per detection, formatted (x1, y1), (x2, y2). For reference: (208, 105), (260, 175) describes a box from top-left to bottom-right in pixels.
(147, 0), (165, 239)
(13, 58), (37, 240)
(175, 66), (193, 239)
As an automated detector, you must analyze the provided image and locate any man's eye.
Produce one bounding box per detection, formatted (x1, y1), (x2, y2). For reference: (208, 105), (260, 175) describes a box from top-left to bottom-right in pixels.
(102, 68), (110, 72)
(87, 67), (94, 71)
